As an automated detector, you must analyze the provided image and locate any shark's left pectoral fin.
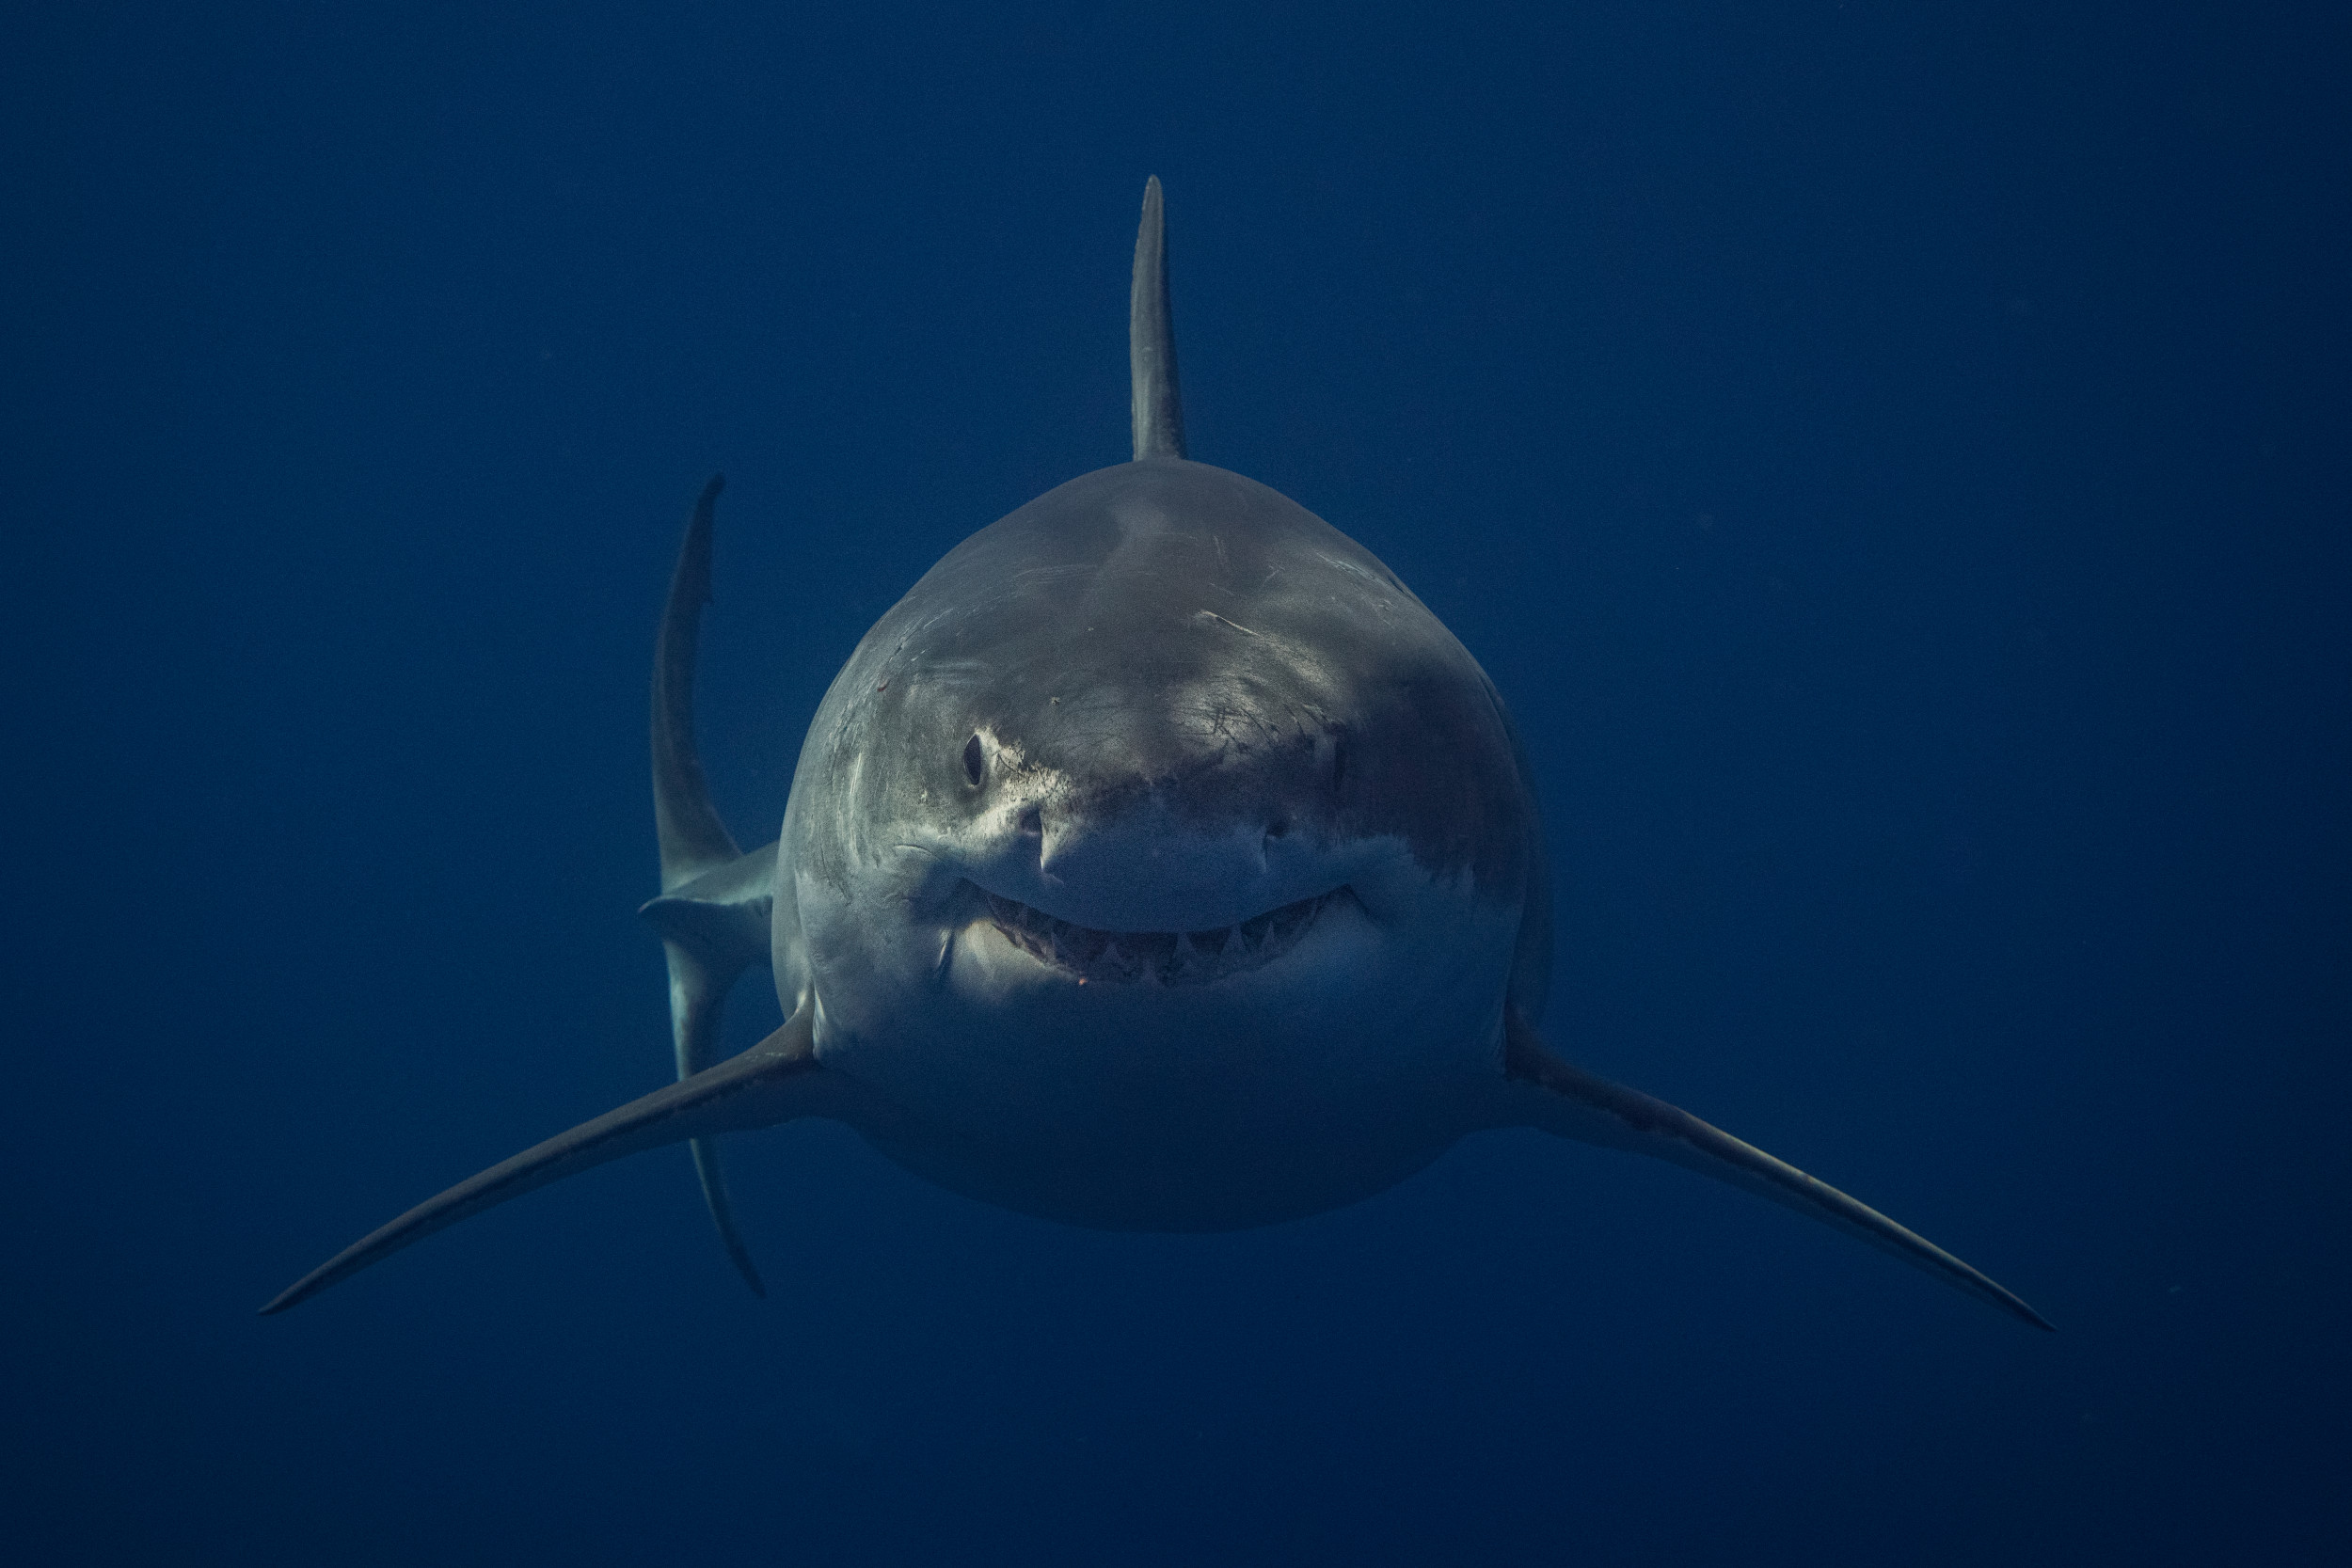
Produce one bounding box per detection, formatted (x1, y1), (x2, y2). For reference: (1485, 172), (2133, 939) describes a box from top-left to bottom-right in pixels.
(260, 1006), (836, 1315)
(1500, 1012), (2053, 1330)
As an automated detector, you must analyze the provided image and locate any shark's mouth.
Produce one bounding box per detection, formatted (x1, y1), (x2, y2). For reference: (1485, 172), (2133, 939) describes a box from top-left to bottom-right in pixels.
(977, 884), (1346, 986)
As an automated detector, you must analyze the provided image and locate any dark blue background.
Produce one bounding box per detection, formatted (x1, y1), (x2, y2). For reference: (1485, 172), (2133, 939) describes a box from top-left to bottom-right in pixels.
(5, 3), (2345, 1562)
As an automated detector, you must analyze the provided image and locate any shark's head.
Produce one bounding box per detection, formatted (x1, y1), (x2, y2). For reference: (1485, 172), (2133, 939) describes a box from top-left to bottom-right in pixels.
(777, 457), (1550, 1228)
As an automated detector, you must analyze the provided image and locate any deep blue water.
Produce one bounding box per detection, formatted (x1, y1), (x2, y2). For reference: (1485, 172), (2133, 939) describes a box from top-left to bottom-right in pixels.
(6, 4), (2347, 1562)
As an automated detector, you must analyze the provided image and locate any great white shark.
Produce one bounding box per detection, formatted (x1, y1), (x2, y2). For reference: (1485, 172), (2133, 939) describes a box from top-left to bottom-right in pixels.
(263, 180), (2049, 1329)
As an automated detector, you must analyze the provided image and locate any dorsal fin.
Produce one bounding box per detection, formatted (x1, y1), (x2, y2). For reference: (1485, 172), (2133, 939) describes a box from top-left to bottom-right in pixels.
(1129, 176), (1186, 461)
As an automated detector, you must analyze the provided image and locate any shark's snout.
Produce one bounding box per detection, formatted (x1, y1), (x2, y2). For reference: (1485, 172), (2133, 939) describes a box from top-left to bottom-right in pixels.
(961, 781), (1321, 935)
(1036, 804), (1282, 931)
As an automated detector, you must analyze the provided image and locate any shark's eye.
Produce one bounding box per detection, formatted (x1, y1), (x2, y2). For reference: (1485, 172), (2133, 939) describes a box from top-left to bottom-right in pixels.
(962, 734), (986, 787)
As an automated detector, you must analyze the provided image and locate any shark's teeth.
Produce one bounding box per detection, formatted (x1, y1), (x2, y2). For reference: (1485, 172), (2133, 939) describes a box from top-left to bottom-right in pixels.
(977, 886), (1343, 986)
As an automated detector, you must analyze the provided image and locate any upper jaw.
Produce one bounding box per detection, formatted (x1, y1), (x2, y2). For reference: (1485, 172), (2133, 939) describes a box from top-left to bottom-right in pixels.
(973, 881), (1353, 987)
(950, 814), (1392, 936)
(930, 816), (1377, 988)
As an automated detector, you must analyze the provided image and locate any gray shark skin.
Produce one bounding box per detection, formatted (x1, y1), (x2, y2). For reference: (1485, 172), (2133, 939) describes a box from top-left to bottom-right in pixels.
(262, 179), (2051, 1330)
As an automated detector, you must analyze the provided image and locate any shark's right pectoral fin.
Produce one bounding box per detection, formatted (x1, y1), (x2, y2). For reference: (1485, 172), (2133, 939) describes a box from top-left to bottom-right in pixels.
(260, 1006), (835, 1316)
(1500, 1012), (2053, 1330)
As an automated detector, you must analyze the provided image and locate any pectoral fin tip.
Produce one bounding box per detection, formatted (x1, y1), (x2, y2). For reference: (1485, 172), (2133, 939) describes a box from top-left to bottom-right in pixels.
(1502, 1012), (2052, 1331)
(260, 1010), (823, 1314)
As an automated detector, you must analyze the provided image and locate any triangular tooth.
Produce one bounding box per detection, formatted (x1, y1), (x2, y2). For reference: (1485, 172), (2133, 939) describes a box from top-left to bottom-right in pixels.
(1220, 927), (1244, 958)
(1175, 931), (1197, 957)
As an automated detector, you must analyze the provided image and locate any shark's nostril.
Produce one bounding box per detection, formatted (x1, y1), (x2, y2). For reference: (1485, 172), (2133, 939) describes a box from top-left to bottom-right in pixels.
(962, 734), (986, 787)
(1018, 806), (1042, 836)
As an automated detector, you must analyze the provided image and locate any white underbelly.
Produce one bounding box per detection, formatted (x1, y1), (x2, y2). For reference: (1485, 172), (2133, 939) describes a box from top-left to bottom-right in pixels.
(807, 893), (1518, 1229)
